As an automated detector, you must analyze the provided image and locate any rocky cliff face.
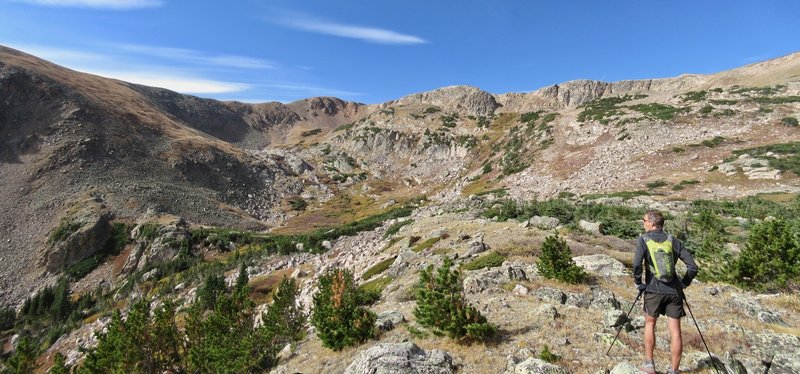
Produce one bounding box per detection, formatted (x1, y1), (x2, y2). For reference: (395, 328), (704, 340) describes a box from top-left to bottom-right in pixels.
(391, 85), (500, 116)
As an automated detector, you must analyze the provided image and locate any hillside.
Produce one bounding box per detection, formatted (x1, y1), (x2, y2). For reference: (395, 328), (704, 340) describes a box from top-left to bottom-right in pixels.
(1, 45), (800, 373)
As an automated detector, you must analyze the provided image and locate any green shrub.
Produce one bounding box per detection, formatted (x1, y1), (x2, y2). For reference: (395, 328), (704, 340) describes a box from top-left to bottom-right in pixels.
(412, 237), (441, 253)
(539, 345), (561, 363)
(521, 111), (543, 124)
(698, 105), (714, 115)
(713, 109), (737, 117)
(577, 95), (645, 124)
(582, 190), (650, 201)
(300, 128), (322, 137)
(424, 107), (441, 114)
(414, 258), (496, 340)
(481, 163), (492, 174)
(334, 122), (355, 132)
(731, 142), (800, 176)
(358, 276), (392, 303)
(710, 99), (738, 105)
(362, 257), (396, 280)
(310, 269), (376, 351)
(49, 220), (82, 243)
(629, 103), (683, 120)
(679, 90), (707, 102)
(536, 233), (586, 284)
(289, 198), (307, 211)
(646, 180), (668, 189)
(731, 219), (800, 291)
(384, 220), (412, 238)
(781, 117), (799, 127)
(462, 252), (506, 271)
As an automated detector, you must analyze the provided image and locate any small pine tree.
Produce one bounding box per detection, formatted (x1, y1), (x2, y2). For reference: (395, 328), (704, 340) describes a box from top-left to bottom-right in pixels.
(262, 277), (307, 345)
(234, 262), (250, 300)
(7, 334), (37, 373)
(197, 273), (226, 310)
(48, 352), (70, 374)
(537, 233), (587, 284)
(50, 278), (72, 322)
(310, 268), (376, 351)
(414, 258), (496, 340)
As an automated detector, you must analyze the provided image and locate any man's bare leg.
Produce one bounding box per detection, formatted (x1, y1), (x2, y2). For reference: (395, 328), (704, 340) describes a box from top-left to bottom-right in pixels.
(668, 316), (682, 371)
(644, 314), (657, 361)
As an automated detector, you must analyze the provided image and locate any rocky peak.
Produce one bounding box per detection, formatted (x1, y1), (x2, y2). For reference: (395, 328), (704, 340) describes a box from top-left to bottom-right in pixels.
(393, 85), (500, 116)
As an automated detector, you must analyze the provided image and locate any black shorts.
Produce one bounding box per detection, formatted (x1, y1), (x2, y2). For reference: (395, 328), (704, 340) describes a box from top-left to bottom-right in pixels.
(643, 292), (685, 319)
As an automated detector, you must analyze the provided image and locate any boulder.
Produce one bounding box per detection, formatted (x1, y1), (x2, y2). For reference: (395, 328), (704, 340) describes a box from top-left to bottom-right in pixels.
(572, 254), (628, 277)
(529, 216), (560, 230)
(747, 333), (800, 373)
(727, 294), (784, 325)
(321, 240), (333, 250)
(603, 309), (628, 328)
(464, 268), (509, 294)
(513, 284), (529, 296)
(533, 287), (566, 304)
(467, 240), (488, 256)
(40, 207), (114, 272)
(375, 310), (405, 331)
(504, 358), (568, 374)
(344, 342), (454, 374)
(609, 363), (640, 374)
(578, 220), (603, 235)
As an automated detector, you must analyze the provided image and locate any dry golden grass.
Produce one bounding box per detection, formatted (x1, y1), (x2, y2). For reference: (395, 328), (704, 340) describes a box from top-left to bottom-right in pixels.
(248, 268), (295, 304)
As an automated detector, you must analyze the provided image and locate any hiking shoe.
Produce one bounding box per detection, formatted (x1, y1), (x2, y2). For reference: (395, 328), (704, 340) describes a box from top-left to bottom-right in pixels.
(639, 362), (656, 374)
(666, 371), (679, 374)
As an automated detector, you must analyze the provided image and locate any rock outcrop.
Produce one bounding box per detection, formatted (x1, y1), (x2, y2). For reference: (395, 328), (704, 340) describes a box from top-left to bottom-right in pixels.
(344, 342), (454, 374)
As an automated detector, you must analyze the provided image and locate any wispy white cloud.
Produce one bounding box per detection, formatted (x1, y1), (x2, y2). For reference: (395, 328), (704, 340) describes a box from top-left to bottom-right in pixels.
(743, 54), (769, 63)
(18, 0), (162, 9)
(8, 44), (249, 94)
(272, 12), (427, 45)
(259, 83), (363, 98)
(116, 44), (276, 69)
(94, 71), (249, 93)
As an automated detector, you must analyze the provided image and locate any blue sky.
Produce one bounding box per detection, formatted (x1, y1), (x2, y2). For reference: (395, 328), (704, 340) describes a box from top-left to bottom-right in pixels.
(1, 1), (798, 104)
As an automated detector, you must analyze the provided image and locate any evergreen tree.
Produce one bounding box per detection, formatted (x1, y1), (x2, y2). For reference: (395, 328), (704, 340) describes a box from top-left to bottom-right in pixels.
(50, 278), (72, 322)
(414, 258), (496, 340)
(197, 273), (226, 310)
(234, 262), (250, 300)
(732, 218), (800, 291)
(185, 282), (277, 372)
(7, 334), (37, 373)
(536, 233), (586, 284)
(48, 352), (70, 374)
(310, 268), (376, 351)
(0, 304), (15, 331)
(262, 277), (307, 346)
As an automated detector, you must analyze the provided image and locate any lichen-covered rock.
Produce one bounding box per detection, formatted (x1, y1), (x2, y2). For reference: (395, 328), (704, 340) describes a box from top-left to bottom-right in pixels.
(40, 204), (114, 272)
(375, 310), (405, 331)
(609, 362), (640, 374)
(344, 342), (454, 374)
(533, 287), (566, 304)
(504, 357), (568, 374)
(573, 254), (628, 277)
(578, 220), (603, 235)
(529, 216), (560, 229)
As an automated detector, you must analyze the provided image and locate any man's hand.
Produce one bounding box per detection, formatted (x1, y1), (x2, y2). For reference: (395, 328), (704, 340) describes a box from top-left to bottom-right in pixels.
(636, 284), (646, 292)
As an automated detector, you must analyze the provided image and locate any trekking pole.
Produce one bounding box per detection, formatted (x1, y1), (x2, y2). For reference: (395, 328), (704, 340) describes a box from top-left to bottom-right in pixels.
(606, 289), (643, 356)
(679, 287), (721, 374)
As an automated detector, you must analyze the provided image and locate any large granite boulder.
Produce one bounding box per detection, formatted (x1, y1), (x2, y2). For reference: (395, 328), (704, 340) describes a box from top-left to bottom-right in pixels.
(344, 342), (454, 374)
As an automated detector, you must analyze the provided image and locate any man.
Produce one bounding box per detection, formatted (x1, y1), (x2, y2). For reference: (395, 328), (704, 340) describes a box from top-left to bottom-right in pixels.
(633, 210), (698, 374)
